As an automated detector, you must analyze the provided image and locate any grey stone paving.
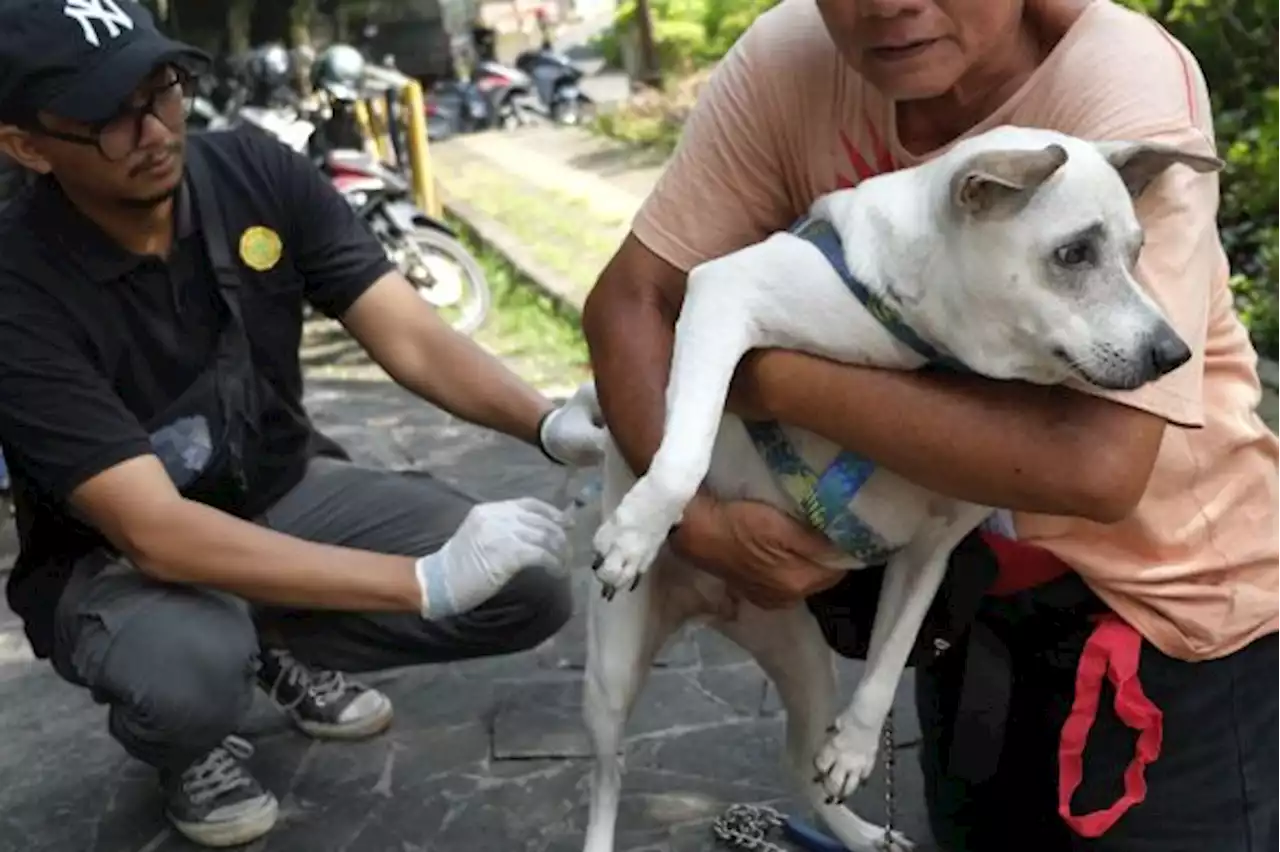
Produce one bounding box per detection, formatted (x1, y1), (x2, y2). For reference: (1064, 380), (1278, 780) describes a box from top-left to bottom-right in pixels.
(0, 379), (936, 852)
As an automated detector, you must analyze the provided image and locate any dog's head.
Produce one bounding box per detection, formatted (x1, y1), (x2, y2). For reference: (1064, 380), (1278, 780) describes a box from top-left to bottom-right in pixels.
(905, 127), (1221, 390)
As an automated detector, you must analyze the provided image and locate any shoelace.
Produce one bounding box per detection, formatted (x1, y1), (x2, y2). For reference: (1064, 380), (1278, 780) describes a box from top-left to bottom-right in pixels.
(265, 649), (350, 710)
(182, 736), (255, 805)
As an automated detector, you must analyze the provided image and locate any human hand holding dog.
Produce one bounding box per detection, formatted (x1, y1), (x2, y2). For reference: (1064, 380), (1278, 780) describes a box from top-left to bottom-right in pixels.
(672, 495), (847, 609)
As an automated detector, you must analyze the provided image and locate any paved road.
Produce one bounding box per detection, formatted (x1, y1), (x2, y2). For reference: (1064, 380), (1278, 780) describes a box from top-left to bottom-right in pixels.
(0, 378), (936, 852)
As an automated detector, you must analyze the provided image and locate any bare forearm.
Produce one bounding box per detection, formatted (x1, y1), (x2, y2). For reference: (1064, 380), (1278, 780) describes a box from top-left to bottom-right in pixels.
(583, 297), (674, 475)
(390, 331), (552, 446)
(750, 352), (1157, 521)
(133, 499), (422, 611)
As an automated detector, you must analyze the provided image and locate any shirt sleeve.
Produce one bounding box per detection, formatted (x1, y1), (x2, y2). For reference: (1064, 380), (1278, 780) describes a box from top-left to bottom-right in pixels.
(631, 15), (801, 272)
(253, 134), (396, 318)
(1061, 123), (1223, 428)
(0, 284), (152, 501)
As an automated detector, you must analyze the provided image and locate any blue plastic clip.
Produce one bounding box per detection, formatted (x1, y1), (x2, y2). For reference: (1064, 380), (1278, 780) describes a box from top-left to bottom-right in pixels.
(782, 816), (851, 852)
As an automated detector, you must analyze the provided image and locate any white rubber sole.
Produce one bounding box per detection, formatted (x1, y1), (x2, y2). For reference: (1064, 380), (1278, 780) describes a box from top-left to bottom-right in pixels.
(295, 695), (394, 741)
(168, 794), (279, 848)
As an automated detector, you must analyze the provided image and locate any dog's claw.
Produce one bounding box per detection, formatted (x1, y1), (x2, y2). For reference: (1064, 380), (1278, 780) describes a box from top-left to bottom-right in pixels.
(825, 724), (838, 734)
(629, 575), (640, 592)
(591, 554), (603, 572)
(601, 584), (617, 601)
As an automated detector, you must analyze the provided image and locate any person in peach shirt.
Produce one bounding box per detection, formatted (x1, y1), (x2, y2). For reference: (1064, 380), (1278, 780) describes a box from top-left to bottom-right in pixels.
(583, 0), (1278, 849)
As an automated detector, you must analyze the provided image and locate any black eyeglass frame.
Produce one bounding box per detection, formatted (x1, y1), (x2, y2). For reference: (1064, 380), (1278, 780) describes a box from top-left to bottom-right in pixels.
(21, 66), (196, 162)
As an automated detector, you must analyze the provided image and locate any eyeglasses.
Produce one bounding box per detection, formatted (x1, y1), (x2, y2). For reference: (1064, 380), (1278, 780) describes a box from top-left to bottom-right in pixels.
(29, 68), (195, 162)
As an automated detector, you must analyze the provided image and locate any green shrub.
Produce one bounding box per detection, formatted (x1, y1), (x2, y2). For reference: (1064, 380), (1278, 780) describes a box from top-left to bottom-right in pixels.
(1120, 0), (1278, 353)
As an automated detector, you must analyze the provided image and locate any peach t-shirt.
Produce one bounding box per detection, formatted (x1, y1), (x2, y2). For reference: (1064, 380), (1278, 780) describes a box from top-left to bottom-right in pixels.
(631, 0), (1279, 662)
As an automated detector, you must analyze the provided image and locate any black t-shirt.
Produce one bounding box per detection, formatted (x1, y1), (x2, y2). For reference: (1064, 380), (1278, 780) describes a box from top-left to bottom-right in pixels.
(0, 128), (394, 655)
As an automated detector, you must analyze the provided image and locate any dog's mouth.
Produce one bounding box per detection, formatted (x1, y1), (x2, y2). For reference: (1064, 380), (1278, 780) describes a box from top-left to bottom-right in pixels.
(1053, 346), (1146, 391)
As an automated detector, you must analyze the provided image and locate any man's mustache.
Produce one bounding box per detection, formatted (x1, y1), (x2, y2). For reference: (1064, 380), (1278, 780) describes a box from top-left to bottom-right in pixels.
(128, 141), (183, 178)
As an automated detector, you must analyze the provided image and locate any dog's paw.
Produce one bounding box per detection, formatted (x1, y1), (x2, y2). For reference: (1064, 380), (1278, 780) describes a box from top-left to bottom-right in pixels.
(813, 712), (880, 804)
(591, 512), (667, 596)
(591, 477), (686, 597)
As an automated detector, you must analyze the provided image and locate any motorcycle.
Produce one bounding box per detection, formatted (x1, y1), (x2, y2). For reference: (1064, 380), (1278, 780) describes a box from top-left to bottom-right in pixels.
(196, 79), (492, 335)
(471, 59), (538, 130)
(322, 149), (491, 335)
(513, 45), (593, 126)
(426, 77), (494, 138)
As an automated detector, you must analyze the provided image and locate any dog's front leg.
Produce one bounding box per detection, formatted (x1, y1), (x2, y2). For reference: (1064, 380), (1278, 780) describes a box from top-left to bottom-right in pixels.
(815, 503), (991, 803)
(593, 261), (762, 594)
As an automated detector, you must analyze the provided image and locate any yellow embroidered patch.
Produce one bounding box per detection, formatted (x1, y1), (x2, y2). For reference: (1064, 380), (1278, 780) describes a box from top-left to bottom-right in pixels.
(238, 226), (282, 272)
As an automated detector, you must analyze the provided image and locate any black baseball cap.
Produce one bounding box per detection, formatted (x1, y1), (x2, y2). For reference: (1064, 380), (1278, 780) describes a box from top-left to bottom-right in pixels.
(0, 0), (210, 125)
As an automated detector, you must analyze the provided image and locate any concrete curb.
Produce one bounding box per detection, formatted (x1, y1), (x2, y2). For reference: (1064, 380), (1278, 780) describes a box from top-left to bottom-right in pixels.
(441, 193), (588, 318)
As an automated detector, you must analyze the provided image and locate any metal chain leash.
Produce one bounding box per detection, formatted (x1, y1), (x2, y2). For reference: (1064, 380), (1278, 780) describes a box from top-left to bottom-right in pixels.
(881, 711), (898, 851)
(713, 713), (903, 852)
(712, 803), (789, 852)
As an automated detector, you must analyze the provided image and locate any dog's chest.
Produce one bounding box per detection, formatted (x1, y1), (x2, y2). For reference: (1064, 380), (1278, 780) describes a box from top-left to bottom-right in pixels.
(740, 217), (965, 563)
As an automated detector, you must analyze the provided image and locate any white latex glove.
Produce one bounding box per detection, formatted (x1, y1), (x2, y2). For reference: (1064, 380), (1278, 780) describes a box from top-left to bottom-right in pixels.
(538, 381), (606, 467)
(414, 498), (570, 620)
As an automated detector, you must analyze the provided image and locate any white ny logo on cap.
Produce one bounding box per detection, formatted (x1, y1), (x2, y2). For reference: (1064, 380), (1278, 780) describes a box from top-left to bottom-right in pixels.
(63, 0), (135, 48)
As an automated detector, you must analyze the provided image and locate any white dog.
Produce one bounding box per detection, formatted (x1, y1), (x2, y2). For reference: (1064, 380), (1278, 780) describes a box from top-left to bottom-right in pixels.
(581, 125), (1221, 852)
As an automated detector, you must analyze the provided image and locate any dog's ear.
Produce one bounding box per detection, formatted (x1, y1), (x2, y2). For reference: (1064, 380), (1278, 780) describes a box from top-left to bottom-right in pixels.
(951, 144), (1069, 217)
(1095, 141), (1224, 199)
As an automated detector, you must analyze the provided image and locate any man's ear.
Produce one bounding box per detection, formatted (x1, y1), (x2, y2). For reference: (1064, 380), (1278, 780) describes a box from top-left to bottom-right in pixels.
(951, 144), (1069, 217)
(1093, 140), (1224, 199)
(0, 125), (52, 175)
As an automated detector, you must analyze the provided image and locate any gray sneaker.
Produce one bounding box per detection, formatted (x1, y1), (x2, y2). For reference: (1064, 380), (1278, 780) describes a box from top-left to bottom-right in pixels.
(161, 736), (278, 848)
(256, 648), (394, 740)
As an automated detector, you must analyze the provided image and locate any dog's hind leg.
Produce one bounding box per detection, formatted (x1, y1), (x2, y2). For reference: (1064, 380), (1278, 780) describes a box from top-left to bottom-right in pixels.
(720, 606), (914, 852)
(815, 502), (991, 803)
(582, 556), (686, 852)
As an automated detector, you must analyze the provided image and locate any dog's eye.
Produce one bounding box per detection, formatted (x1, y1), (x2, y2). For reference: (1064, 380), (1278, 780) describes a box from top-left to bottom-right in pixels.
(1054, 241), (1095, 267)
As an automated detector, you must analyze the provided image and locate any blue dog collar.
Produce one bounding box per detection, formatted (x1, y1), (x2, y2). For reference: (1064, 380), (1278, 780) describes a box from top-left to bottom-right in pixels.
(788, 216), (968, 374)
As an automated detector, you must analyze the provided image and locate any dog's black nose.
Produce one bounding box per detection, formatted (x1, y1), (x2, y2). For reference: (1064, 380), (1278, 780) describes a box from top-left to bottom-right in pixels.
(1148, 324), (1192, 377)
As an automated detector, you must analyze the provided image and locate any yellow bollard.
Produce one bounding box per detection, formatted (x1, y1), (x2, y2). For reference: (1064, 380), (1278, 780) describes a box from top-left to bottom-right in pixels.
(366, 96), (394, 166)
(400, 80), (441, 218)
(352, 98), (380, 159)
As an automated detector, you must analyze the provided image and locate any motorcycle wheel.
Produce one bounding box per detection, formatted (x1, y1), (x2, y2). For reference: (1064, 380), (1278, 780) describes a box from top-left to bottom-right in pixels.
(396, 226), (492, 335)
(552, 89), (593, 126)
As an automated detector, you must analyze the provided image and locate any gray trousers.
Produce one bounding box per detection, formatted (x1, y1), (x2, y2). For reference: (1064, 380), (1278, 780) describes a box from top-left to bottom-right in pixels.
(50, 458), (573, 772)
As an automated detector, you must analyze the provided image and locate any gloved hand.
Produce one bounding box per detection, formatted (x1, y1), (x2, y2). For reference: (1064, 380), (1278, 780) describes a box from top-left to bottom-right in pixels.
(414, 498), (570, 620)
(538, 381), (607, 467)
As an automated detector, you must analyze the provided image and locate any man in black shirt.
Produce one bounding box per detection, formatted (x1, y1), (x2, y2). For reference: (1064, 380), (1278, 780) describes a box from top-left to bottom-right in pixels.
(0, 0), (604, 846)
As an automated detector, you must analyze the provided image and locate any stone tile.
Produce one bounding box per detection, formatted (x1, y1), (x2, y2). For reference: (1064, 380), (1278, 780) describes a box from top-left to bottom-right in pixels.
(490, 667), (751, 760)
(0, 381), (937, 852)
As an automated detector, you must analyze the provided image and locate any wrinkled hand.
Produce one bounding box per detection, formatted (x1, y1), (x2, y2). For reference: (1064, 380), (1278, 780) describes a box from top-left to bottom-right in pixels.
(539, 381), (607, 466)
(673, 497), (848, 609)
(414, 498), (569, 620)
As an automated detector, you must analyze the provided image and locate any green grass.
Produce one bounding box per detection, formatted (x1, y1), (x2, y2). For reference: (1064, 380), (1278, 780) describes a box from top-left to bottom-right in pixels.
(437, 163), (624, 303)
(591, 110), (683, 156)
(300, 223), (591, 396)
(454, 219), (594, 395)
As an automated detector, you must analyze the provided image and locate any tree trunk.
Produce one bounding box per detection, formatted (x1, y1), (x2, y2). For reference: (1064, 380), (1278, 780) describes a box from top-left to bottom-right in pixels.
(633, 0), (662, 88)
(227, 0), (255, 54)
(290, 0), (317, 94)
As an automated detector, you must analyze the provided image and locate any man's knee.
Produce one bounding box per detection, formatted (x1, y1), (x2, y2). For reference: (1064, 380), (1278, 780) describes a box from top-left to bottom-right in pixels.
(89, 589), (259, 766)
(489, 566), (573, 652)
